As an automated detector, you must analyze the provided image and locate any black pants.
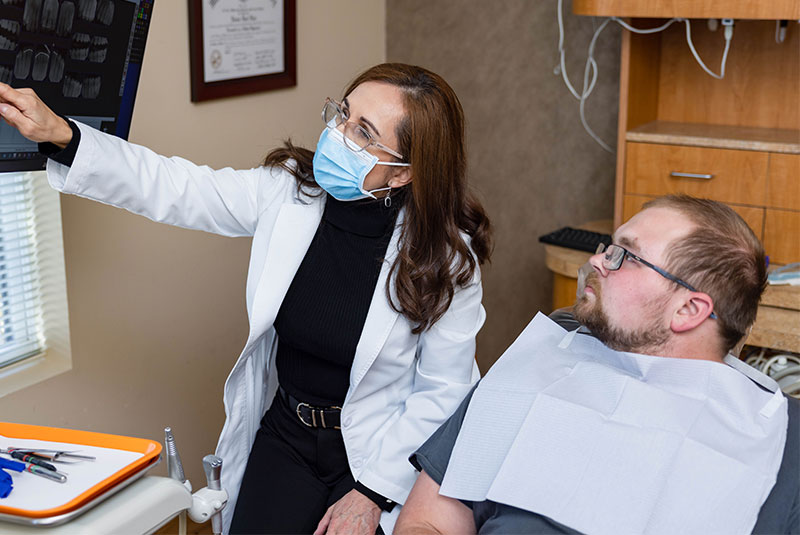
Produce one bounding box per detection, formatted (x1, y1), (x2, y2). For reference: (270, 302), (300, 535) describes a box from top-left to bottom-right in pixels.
(229, 391), (356, 534)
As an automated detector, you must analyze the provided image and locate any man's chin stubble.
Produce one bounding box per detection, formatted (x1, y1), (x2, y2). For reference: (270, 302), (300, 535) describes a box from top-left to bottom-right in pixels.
(574, 294), (670, 354)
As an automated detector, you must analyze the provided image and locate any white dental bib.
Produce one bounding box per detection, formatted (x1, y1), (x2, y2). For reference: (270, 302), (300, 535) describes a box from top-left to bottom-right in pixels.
(440, 313), (787, 535)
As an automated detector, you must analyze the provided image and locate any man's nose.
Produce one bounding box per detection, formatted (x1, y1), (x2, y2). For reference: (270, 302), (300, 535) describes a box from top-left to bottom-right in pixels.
(588, 252), (609, 277)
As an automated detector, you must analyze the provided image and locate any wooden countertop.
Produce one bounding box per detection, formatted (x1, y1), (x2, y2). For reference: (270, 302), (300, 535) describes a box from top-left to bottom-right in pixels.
(627, 122), (800, 155)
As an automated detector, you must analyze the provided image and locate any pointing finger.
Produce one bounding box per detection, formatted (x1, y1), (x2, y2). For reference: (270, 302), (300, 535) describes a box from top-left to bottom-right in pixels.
(0, 103), (27, 131)
(0, 83), (29, 109)
(0, 103), (44, 142)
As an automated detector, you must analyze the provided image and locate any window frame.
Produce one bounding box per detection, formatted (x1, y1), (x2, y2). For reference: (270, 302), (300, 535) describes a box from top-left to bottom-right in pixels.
(0, 170), (71, 397)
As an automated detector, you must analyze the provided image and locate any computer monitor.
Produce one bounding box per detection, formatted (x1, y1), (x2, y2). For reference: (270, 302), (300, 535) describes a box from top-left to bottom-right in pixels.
(0, 0), (155, 172)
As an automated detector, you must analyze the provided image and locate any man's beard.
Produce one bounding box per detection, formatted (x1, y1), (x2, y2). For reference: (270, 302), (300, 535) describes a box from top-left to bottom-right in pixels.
(574, 272), (671, 354)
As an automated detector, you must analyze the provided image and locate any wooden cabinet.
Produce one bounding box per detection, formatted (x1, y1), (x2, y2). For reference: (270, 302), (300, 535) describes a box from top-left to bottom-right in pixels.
(598, 16), (800, 266)
(572, 2), (800, 352)
(573, 1), (800, 20)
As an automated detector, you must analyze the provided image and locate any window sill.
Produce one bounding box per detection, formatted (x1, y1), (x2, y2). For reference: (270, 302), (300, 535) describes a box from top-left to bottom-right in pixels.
(0, 347), (71, 397)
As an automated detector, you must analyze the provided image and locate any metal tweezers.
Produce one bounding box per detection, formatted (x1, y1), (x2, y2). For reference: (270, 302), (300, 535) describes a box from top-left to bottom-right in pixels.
(1, 447), (96, 463)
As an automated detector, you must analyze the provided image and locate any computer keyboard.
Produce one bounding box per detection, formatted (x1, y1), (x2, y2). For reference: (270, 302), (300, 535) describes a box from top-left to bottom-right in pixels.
(538, 227), (612, 253)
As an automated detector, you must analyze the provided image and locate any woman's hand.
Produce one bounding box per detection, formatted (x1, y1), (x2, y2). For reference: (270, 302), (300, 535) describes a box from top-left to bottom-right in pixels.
(314, 489), (381, 535)
(0, 82), (72, 148)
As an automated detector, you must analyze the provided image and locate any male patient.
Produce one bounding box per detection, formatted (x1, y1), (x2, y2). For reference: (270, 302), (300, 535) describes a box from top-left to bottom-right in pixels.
(395, 195), (799, 535)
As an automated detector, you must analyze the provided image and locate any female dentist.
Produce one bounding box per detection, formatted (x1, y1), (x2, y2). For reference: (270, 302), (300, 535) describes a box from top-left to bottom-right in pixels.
(0, 63), (492, 535)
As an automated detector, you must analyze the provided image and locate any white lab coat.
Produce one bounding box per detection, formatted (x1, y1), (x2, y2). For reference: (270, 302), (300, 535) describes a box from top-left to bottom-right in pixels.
(46, 123), (484, 534)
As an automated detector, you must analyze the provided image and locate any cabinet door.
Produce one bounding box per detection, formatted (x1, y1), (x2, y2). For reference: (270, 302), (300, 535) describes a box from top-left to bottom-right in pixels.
(767, 153), (800, 211)
(625, 143), (768, 205)
(764, 209), (800, 265)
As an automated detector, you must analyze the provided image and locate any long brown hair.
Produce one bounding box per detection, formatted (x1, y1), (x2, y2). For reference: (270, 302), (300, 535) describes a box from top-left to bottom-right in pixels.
(264, 63), (492, 333)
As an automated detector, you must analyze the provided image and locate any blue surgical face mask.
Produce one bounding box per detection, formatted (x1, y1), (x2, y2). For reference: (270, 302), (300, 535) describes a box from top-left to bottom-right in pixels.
(312, 126), (410, 201)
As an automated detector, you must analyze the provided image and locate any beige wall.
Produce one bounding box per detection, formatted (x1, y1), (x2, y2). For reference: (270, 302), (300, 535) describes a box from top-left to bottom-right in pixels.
(0, 0), (385, 486)
(387, 0), (620, 371)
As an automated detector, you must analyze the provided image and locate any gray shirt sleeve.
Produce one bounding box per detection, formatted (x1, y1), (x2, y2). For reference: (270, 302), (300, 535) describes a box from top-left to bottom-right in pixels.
(409, 384), (477, 486)
(753, 395), (800, 535)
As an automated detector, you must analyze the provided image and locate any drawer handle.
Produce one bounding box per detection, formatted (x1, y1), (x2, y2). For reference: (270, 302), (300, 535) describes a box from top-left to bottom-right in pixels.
(670, 171), (714, 180)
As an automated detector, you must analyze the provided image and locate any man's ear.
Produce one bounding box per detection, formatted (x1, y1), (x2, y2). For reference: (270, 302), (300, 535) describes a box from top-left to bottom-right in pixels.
(388, 166), (412, 188)
(671, 292), (715, 333)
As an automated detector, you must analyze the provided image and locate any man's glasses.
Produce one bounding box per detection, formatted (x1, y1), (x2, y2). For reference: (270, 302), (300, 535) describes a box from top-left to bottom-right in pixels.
(595, 243), (717, 319)
(321, 98), (405, 161)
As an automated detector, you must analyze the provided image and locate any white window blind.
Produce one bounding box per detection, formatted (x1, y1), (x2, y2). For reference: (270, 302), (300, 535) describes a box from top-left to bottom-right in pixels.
(0, 172), (44, 368)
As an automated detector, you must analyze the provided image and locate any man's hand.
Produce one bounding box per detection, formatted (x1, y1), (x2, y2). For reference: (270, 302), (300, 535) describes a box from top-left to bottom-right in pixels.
(0, 82), (72, 148)
(314, 488), (381, 535)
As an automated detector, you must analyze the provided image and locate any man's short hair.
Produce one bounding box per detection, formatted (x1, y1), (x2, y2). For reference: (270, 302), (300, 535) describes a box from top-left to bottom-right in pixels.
(642, 195), (767, 353)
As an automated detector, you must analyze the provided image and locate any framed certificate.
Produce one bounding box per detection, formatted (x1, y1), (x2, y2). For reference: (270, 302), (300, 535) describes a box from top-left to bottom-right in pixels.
(188, 0), (296, 102)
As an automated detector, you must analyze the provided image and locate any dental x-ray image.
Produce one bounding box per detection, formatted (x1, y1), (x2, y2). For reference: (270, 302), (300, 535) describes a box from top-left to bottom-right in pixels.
(0, 0), (154, 171)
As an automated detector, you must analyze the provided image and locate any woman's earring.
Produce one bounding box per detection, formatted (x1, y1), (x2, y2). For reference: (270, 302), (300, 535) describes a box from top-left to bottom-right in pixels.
(384, 189), (392, 208)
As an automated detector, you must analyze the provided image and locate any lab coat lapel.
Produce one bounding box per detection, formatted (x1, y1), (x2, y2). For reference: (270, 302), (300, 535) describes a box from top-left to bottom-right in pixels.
(248, 201), (323, 342)
(349, 212), (403, 390)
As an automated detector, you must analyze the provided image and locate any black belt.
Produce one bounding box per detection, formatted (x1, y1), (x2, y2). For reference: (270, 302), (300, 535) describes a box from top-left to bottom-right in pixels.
(279, 387), (342, 429)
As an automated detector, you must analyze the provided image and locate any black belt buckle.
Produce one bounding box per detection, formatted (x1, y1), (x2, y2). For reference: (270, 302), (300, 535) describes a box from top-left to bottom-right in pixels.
(296, 402), (342, 429)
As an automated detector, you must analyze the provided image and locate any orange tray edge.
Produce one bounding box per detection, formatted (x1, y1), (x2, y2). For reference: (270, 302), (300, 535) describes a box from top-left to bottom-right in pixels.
(0, 422), (162, 519)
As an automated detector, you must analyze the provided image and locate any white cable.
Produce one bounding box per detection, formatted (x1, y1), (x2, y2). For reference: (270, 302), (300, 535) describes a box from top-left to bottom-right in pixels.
(612, 17), (678, 34)
(556, 0), (585, 100)
(765, 353), (800, 372)
(556, 0), (612, 152)
(743, 349), (800, 398)
(776, 20), (788, 43)
(614, 17), (733, 79)
(683, 18), (733, 79)
(555, 4), (734, 152)
(581, 18), (613, 152)
(761, 355), (784, 376)
(746, 347), (768, 369)
(770, 365), (800, 383)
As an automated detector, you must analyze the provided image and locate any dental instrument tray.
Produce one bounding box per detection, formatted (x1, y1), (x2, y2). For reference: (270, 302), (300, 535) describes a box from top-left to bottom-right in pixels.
(538, 226), (612, 253)
(0, 422), (161, 526)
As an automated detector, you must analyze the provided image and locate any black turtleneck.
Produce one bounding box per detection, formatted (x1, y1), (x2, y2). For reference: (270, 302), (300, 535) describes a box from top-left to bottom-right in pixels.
(274, 193), (400, 406)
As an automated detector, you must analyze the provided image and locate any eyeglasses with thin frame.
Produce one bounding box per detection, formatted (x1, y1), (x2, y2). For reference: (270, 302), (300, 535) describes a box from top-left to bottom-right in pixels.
(322, 98), (406, 161)
(595, 243), (718, 319)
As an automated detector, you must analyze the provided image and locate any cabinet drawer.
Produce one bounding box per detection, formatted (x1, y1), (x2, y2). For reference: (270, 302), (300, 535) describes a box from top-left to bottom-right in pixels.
(621, 194), (764, 239)
(767, 153), (800, 210)
(625, 143), (768, 205)
(764, 209), (800, 265)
